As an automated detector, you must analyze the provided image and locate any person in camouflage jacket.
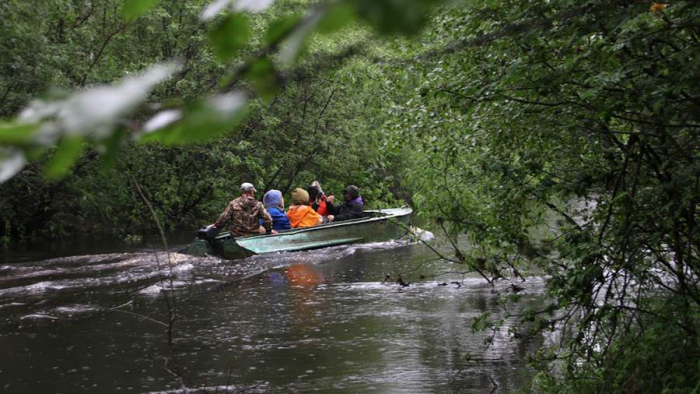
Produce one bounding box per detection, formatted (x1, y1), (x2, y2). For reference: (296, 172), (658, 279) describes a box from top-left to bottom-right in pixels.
(214, 183), (274, 237)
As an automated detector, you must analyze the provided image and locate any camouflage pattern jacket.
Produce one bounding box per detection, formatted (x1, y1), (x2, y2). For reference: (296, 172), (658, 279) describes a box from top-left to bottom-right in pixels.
(215, 196), (272, 237)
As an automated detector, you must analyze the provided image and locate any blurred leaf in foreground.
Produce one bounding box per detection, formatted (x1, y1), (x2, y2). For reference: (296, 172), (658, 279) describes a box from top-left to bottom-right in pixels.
(0, 122), (39, 146)
(0, 148), (27, 183)
(123, 0), (161, 21)
(318, 3), (357, 34)
(201, 0), (275, 21)
(44, 136), (84, 179)
(99, 128), (127, 173)
(265, 15), (301, 45)
(18, 63), (179, 142)
(139, 93), (247, 145)
(348, 0), (445, 35)
(278, 11), (323, 65)
(0, 63), (179, 183)
(209, 14), (251, 62)
(246, 57), (278, 102)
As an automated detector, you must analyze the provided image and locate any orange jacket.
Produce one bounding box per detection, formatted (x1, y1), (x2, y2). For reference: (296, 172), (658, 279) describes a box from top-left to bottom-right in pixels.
(286, 205), (323, 228)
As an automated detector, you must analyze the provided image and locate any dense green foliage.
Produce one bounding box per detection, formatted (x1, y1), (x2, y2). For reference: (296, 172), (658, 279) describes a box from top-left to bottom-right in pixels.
(1, 0), (699, 392)
(0, 0), (403, 240)
(386, 2), (700, 392)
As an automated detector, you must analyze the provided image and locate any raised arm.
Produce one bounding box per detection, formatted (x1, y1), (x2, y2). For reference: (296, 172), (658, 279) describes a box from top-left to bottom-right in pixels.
(325, 197), (336, 215)
(214, 202), (233, 229)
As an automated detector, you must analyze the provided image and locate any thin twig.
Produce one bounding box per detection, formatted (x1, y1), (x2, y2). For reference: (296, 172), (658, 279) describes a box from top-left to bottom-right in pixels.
(109, 308), (168, 327)
(131, 175), (188, 393)
(488, 375), (499, 394)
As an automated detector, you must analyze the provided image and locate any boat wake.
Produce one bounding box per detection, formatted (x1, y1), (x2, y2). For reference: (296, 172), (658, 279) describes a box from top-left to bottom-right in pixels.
(0, 238), (418, 327)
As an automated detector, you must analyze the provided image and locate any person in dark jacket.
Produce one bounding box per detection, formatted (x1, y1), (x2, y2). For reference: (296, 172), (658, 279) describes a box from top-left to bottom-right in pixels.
(326, 185), (364, 222)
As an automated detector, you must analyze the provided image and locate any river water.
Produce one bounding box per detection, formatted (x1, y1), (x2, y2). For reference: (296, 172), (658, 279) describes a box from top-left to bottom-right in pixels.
(0, 235), (546, 393)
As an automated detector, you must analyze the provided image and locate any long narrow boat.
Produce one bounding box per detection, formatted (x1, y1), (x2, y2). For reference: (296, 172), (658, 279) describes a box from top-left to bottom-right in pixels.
(181, 207), (412, 260)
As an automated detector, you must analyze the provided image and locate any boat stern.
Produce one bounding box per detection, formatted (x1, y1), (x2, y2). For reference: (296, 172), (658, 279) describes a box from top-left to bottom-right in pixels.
(180, 239), (212, 257)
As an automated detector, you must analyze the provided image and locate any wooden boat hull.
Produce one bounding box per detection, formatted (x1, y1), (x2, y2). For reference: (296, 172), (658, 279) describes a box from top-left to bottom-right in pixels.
(181, 207), (412, 260)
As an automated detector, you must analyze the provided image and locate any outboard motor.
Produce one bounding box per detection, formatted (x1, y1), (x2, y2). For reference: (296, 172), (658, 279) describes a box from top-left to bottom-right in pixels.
(197, 224), (220, 240)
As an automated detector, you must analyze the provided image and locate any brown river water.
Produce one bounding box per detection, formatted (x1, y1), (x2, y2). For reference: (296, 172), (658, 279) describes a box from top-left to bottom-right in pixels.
(0, 233), (547, 393)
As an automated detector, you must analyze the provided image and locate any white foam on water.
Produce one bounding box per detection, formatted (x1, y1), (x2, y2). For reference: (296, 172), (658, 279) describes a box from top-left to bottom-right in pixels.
(171, 262), (194, 273)
(8, 253), (126, 267)
(53, 304), (100, 315)
(0, 302), (26, 309)
(148, 383), (268, 394)
(137, 278), (222, 296)
(0, 251), (207, 301)
(0, 268), (68, 283)
(25, 281), (68, 292)
(20, 313), (58, 321)
(411, 226), (435, 242)
(138, 284), (165, 295)
(136, 279), (191, 295)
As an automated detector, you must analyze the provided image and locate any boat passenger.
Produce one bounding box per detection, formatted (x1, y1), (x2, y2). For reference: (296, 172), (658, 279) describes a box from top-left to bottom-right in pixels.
(286, 188), (327, 228)
(213, 182), (276, 237)
(307, 181), (329, 216)
(326, 185), (364, 222)
(262, 190), (291, 232)
(307, 187), (328, 215)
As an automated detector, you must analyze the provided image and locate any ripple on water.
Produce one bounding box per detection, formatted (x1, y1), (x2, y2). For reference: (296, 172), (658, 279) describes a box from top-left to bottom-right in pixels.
(0, 236), (547, 393)
(53, 304), (101, 315)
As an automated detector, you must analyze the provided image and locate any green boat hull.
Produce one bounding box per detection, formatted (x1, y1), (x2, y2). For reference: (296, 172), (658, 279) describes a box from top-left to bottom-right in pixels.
(181, 207), (412, 260)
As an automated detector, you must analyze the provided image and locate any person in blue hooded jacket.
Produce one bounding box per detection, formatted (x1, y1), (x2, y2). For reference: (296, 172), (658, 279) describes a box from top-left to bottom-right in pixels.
(261, 190), (291, 232)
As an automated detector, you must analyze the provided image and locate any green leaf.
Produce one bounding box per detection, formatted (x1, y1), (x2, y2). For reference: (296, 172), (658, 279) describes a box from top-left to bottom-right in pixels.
(139, 94), (247, 145)
(208, 13), (251, 62)
(278, 11), (322, 65)
(0, 122), (39, 146)
(348, 0), (445, 35)
(44, 136), (84, 179)
(265, 15), (301, 45)
(246, 57), (278, 102)
(99, 128), (126, 173)
(318, 3), (356, 34)
(123, 0), (161, 20)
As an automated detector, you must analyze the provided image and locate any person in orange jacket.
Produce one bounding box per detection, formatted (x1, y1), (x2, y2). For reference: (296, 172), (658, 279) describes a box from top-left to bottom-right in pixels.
(286, 188), (329, 228)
